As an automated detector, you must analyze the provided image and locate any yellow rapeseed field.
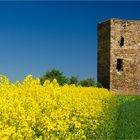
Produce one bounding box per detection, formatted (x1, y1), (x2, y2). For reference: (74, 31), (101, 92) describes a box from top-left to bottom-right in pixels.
(0, 75), (116, 140)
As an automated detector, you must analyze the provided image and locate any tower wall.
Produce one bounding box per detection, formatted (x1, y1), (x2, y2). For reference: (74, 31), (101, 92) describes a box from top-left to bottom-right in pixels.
(98, 18), (140, 94)
(97, 20), (111, 89)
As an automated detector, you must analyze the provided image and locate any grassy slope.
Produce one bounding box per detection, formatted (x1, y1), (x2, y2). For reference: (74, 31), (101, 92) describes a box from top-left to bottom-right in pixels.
(115, 96), (140, 139)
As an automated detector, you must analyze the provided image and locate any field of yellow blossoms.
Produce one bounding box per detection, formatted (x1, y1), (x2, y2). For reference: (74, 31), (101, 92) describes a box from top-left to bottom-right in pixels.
(0, 75), (117, 140)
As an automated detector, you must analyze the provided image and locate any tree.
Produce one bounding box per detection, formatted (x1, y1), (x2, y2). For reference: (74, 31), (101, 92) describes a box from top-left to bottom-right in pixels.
(80, 78), (96, 87)
(40, 69), (68, 86)
(40, 69), (98, 87)
(96, 82), (102, 88)
(68, 76), (79, 85)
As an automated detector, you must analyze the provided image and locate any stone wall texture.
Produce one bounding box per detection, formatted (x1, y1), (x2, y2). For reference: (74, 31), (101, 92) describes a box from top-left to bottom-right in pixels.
(98, 18), (140, 94)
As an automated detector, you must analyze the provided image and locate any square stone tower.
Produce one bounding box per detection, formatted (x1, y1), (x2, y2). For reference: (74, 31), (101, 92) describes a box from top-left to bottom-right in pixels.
(98, 18), (140, 94)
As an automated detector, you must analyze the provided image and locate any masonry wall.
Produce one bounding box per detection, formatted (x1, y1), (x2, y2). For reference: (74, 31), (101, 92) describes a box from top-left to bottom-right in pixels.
(98, 18), (140, 94)
(110, 19), (140, 94)
(97, 20), (111, 89)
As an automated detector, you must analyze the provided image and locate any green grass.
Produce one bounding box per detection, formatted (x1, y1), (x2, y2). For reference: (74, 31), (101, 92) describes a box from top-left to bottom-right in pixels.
(115, 95), (140, 139)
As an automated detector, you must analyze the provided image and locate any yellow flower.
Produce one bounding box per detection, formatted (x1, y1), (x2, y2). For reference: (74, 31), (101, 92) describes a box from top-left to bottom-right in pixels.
(0, 74), (116, 139)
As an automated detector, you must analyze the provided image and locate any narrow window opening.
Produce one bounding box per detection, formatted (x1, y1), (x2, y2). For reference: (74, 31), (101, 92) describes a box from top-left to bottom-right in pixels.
(120, 37), (124, 47)
(116, 59), (123, 72)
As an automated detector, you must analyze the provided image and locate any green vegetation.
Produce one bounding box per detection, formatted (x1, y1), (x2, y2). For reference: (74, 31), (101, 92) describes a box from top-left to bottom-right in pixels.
(115, 95), (140, 139)
(68, 75), (79, 85)
(40, 69), (68, 85)
(40, 69), (101, 87)
(98, 95), (140, 139)
(80, 78), (96, 87)
(40, 69), (140, 139)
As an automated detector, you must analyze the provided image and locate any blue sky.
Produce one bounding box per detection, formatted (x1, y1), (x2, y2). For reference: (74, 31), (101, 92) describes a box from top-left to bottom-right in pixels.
(0, 1), (139, 82)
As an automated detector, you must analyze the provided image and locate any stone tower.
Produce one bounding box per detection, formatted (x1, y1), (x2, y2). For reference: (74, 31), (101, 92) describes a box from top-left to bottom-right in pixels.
(98, 18), (140, 94)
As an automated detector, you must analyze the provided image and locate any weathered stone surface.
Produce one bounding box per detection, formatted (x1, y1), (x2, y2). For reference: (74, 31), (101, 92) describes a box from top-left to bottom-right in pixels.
(98, 18), (140, 94)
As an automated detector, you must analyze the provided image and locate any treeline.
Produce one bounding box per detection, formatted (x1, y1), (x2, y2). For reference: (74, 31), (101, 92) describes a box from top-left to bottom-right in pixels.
(40, 69), (102, 87)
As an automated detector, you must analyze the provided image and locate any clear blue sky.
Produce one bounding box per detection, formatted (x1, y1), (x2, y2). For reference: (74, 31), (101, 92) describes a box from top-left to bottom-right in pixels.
(0, 1), (139, 82)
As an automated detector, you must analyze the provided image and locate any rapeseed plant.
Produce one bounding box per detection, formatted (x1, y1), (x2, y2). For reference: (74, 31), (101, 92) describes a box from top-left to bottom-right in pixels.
(0, 75), (116, 139)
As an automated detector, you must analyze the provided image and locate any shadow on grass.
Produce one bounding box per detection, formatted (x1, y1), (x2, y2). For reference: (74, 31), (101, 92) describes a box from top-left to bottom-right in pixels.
(115, 97), (140, 139)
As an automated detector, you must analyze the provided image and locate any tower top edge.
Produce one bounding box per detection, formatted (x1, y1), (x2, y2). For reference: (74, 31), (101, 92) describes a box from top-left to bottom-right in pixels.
(98, 18), (140, 25)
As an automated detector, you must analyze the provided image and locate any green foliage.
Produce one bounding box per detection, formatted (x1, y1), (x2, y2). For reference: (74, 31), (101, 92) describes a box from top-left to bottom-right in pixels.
(40, 69), (101, 87)
(95, 95), (117, 140)
(68, 76), (79, 85)
(94, 95), (140, 139)
(80, 78), (96, 87)
(96, 82), (102, 88)
(40, 69), (68, 86)
(115, 95), (140, 139)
